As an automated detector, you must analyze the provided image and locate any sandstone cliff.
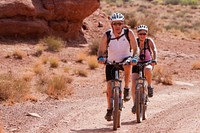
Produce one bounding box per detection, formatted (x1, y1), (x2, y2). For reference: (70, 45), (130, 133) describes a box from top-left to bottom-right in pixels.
(0, 0), (100, 43)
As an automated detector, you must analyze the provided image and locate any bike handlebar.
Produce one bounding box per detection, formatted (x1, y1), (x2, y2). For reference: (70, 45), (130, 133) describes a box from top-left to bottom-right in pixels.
(98, 56), (137, 66)
(106, 60), (131, 66)
(137, 60), (156, 67)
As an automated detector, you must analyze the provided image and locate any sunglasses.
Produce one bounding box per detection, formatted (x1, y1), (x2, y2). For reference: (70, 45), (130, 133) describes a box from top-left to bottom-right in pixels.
(112, 22), (123, 26)
(138, 33), (147, 35)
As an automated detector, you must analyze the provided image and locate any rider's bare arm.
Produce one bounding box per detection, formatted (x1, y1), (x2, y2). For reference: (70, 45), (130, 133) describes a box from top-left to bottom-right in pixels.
(97, 33), (107, 58)
(148, 38), (157, 62)
(128, 30), (139, 58)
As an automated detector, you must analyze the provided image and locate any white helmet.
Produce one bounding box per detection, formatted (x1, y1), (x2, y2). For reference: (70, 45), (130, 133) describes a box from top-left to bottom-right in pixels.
(137, 25), (148, 32)
(110, 12), (125, 22)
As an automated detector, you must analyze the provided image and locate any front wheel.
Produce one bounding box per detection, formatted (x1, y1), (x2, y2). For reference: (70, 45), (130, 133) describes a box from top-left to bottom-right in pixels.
(113, 87), (121, 130)
(135, 84), (143, 123)
(142, 93), (147, 120)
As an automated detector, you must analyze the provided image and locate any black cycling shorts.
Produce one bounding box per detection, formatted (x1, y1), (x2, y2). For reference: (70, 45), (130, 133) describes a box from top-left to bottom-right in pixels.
(132, 65), (139, 74)
(106, 65), (124, 81)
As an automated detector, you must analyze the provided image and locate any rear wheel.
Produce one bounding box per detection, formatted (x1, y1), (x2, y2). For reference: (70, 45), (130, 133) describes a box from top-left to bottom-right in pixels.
(136, 85), (143, 123)
(113, 87), (120, 130)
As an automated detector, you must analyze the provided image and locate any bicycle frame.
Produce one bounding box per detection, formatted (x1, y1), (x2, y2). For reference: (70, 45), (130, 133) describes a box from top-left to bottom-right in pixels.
(107, 61), (125, 130)
(135, 61), (151, 123)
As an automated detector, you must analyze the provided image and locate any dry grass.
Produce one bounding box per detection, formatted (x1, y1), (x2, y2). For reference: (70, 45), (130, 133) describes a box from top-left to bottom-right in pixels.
(24, 94), (38, 102)
(189, 31), (200, 40)
(41, 56), (49, 64)
(41, 36), (64, 52)
(13, 49), (27, 59)
(46, 75), (73, 99)
(33, 46), (44, 57)
(33, 62), (44, 75)
(153, 65), (173, 85)
(192, 61), (200, 70)
(36, 74), (50, 93)
(87, 56), (99, 69)
(123, 12), (138, 29)
(64, 66), (70, 73)
(76, 52), (87, 63)
(49, 57), (59, 68)
(74, 69), (88, 77)
(138, 15), (160, 36)
(22, 72), (35, 82)
(164, 0), (198, 5)
(0, 73), (30, 103)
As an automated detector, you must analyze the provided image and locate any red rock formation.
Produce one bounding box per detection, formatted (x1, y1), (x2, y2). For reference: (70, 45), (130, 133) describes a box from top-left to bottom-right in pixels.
(0, 0), (100, 43)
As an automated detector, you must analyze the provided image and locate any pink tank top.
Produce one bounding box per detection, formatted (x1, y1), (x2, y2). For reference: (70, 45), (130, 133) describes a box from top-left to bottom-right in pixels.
(138, 38), (152, 62)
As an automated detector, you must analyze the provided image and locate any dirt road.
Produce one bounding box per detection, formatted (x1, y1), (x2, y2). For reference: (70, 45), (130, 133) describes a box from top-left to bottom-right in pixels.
(1, 78), (200, 133)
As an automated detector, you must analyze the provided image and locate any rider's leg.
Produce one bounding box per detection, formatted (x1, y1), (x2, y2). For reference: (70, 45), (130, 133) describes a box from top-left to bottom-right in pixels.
(123, 64), (131, 101)
(144, 65), (154, 97)
(106, 81), (112, 109)
(123, 64), (131, 88)
(105, 65), (114, 121)
(105, 81), (113, 121)
(144, 65), (153, 87)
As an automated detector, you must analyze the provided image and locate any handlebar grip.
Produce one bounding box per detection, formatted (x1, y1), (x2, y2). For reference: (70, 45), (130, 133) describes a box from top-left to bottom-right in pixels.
(131, 58), (138, 63)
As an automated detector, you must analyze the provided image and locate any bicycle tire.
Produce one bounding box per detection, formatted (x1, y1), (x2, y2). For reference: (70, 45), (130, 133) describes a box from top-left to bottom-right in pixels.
(142, 93), (147, 120)
(136, 84), (143, 123)
(142, 83), (148, 120)
(113, 86), (120, 130)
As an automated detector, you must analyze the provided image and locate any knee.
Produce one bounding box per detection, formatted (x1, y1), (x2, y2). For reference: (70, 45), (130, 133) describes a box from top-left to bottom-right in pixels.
(145, 68), (152, 74)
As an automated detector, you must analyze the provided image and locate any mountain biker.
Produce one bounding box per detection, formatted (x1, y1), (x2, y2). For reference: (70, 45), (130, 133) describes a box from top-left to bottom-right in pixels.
(131, 24), (157, 114)
(97, 12), (139, 121)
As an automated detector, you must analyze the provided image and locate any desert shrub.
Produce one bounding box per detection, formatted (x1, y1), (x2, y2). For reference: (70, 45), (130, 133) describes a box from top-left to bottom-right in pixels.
(49, 57), (59, 68)
(0, 73), (30, 103)
(102, 0), (123, 5)
(13, 49), (26, 59)
(76, 53), (87, 63)
(74, 69), (88, 77)
(153, 65), (173, 85)
(33, 62), (44, 75)
(164, 0), (198, 5)
(165, 23), (187, 32)
(41, 36), (64, 52)
(64, 66), (70, 73)
(36, 74), (73, 98)
(41, 56), (49, 64)
(192, 61), (200, 70)
(33, 46), (44, 57)
(123, 12), (138, 29)
(36, 74), (50, 93)
(89, 39), (100, 55)
(46, 75), (73, 98)
(87, 56), (99, 69)
(138, 15), (160, 36)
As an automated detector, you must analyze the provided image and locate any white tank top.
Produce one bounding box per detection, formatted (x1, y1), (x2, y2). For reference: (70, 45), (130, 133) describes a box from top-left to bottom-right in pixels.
(107, 28), (132, 62)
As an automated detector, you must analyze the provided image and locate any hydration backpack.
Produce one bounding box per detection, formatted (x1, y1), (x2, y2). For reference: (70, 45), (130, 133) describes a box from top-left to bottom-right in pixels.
(104, 28), (130, 57)
(137, 38), (152, 60)
(136, 38), (151, 52)
(106, 28), (130, 45)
